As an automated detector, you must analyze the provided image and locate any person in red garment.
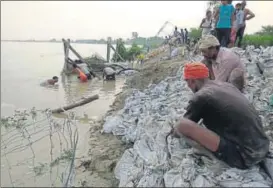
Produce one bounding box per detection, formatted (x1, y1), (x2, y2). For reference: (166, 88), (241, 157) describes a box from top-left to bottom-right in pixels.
(73, 64), (87, 82)
(171, 62), (269, 169)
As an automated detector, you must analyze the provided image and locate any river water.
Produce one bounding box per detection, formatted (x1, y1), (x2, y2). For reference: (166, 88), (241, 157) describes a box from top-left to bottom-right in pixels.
(1, 42), (126, 187)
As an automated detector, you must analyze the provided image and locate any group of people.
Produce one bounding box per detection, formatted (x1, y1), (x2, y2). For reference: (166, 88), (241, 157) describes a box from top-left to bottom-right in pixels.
(72, 60), (95, 82)
(171, 34), (270, 170)
(200, 0), (255, 48)
(72, 60), (117, 82)
(165, 27), (189, 46)
(41, 60), (116, 86)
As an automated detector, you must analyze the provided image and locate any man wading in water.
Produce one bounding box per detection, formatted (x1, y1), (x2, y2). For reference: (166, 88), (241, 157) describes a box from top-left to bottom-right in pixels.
(171, 62), (269, 169)
(40, 76), (59, 86)
(103, 66), (116, 80)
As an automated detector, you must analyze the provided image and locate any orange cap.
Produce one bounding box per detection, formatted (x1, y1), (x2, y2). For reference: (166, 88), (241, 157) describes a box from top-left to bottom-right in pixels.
(183, 62), (209, 80)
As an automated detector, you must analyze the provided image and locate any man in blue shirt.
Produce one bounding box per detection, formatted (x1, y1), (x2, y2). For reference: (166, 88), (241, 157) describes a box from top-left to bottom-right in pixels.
(214, 0), (235, 47)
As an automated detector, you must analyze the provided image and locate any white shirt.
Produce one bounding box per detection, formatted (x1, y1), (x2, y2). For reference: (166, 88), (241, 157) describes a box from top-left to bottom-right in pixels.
(77, 63), (90, 74)
(103, 67), (116, 75)
(201, 18), (212, 36)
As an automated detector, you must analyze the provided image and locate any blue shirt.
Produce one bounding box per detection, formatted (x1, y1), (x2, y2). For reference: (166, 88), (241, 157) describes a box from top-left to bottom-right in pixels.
(216, 4), (235, 28)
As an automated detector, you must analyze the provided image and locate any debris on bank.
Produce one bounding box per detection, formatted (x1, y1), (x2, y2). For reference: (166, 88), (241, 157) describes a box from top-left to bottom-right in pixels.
(102, 46), (273, 187)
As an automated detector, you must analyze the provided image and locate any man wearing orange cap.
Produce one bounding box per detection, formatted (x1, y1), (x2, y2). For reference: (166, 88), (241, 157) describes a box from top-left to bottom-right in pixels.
(171, 62), (269, 169)
(199, 35), (245, 92)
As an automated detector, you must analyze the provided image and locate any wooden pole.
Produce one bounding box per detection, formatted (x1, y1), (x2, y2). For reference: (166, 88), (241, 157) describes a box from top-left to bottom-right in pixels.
(64, 39), (100, 79)
(115, 40), (119, 62)
(51, 94), (99, 113)
(67, 41), (86, 63)
(62, 38), (70, 73)
(110, 44), (125, 62)
(107, 37), (111, 62)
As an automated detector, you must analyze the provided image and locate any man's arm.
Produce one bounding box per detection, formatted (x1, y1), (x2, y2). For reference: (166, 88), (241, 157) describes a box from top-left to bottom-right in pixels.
(172, 95), (206, 138)
(245, 9), (255, 20)
(231, 8), (236, 25)
(214, 7), (220, 24)
(214, 53), (243, 82)
(199, 18), (205, 28)
(183, 95), (205, 123)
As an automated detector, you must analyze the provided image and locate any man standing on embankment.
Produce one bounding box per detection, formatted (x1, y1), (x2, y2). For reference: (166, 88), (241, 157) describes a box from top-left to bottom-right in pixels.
(235, 0), (255, 47)
(214, 0), (235, 47)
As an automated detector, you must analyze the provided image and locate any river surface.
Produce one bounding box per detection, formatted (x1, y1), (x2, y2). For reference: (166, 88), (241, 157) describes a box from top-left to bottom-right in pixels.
(1, 42), (127, 187)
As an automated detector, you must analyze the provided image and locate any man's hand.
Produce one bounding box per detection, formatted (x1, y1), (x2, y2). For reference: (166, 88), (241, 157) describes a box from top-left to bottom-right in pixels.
(245, 9), (255, 21)
(170, 120), (184, 138)
(170, 127), (181, 138)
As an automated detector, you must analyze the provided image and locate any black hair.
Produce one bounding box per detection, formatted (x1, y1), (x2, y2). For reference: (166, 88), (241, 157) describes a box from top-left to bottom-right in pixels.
(52, 76), (58, 80)
(72, 63), (77, 68)
(236, 3), (242, 6)
(206, 10), (212, 15)
(227, 0), (232, 4)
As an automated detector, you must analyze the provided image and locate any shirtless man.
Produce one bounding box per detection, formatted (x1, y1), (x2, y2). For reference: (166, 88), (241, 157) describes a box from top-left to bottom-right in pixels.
(199, 35), (245, 92)
(236, 0), (255, 47)
(40, 76), (58, 86)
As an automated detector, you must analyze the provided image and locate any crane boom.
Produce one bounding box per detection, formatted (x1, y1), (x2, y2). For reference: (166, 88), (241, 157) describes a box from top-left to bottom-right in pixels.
(155, 21), (175, 37)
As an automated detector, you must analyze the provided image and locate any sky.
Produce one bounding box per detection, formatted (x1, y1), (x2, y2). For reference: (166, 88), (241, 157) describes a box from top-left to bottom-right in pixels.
(1, 1), (273, 40)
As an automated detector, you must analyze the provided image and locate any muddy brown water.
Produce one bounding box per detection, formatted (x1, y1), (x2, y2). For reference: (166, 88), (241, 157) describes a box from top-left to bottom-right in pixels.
(1, 42), (126, 187)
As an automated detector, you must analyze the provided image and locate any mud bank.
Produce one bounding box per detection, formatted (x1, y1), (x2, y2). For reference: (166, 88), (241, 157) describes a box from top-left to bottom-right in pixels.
(76, 46), (273, 187)
(74, 56), (187, 187)
(103, 46), (273, 187)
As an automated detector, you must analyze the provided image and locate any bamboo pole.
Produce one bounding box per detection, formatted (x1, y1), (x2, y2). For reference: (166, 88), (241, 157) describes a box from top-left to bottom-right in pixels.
(63, 39), (100, 79)
(107, 37), (111, 62)
(51, 94), (99, 113)
(110, 44), (125, 62)
(62, 38), (71, 73)
(115, 40), (119, 62)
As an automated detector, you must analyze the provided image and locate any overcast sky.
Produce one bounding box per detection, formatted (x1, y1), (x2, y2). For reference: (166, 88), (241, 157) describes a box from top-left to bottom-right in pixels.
(1, 1), (273, 40)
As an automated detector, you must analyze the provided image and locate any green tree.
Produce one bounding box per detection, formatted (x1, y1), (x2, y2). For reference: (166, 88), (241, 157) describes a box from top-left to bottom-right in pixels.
(207, 0), (221, 10)
(255, 25), (273, 35)
(112, 38), (127, 62)
(241, 25), (273, 48)
(127, 43), (142, 62)
(189, 28), (202, 40)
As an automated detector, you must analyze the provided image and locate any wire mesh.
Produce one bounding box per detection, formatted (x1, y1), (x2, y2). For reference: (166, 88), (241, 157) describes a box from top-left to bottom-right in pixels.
(1, 108), (79, 187)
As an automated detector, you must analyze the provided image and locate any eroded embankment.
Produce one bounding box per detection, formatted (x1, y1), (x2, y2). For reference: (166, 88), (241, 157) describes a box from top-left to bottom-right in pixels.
(76, 45), (273, 187)
(74, 57), (186, 187)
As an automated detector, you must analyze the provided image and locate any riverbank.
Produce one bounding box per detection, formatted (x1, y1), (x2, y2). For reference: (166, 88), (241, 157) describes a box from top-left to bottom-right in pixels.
(75, 45), (273, 187)
(74, 52), (188, 186)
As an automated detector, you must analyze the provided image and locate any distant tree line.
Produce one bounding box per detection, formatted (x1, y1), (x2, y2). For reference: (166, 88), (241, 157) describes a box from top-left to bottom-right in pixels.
(187, 25), (273, 48)
(73, 36), (165, 47)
